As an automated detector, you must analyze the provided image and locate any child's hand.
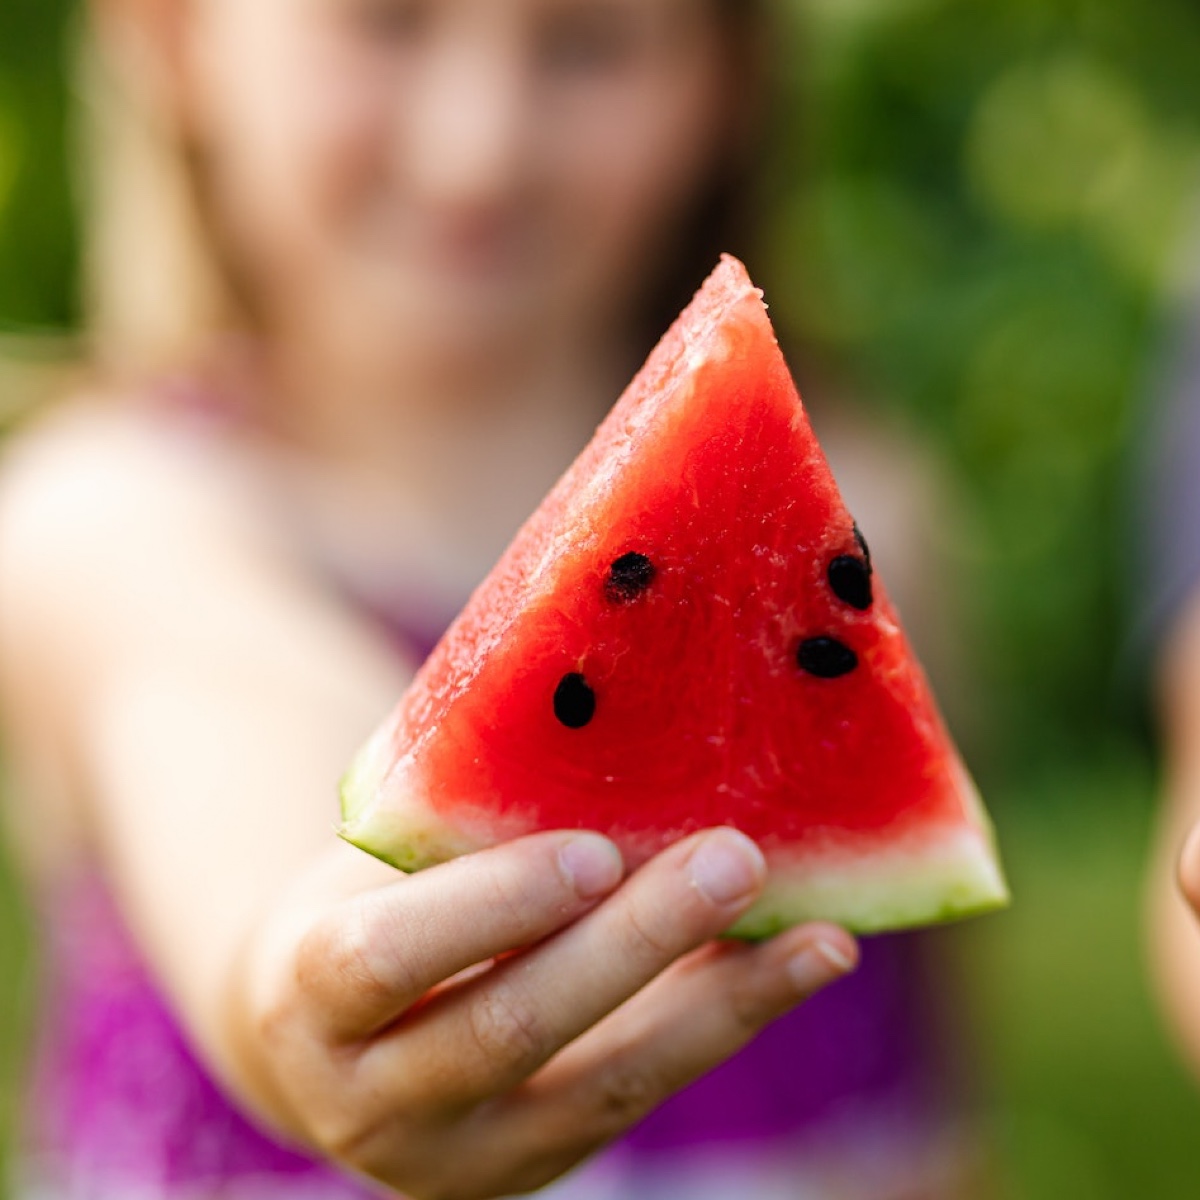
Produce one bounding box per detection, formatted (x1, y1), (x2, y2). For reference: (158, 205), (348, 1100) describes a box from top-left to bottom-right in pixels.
(235, 827), (856, 1200)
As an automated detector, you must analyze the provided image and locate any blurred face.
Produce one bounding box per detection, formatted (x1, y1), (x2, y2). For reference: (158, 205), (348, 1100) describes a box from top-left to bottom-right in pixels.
(178, 0), (738, 375)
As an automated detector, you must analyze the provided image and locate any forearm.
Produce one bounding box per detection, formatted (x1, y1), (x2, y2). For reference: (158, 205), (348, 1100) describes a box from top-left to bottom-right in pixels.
(79, 660), (404, 1120)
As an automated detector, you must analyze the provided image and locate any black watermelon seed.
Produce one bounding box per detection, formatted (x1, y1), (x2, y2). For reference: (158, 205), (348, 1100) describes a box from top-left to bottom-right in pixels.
(554, 672), (596, 728)
(605, 552), (656, 603)
(828, 555), (873, 610)
(853, 523), (872, 568)
(797, 637), (858, 679)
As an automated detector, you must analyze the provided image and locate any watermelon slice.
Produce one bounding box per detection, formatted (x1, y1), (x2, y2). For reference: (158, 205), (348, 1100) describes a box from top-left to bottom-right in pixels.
(340, 256), (1007, 937)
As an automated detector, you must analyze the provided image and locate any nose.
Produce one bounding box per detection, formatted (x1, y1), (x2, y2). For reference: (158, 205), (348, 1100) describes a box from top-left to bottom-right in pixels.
(401, 20), (533, 212)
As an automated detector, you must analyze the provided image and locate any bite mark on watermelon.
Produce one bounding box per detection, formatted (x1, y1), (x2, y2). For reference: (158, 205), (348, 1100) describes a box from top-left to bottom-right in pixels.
(339, 255), (1008, 937)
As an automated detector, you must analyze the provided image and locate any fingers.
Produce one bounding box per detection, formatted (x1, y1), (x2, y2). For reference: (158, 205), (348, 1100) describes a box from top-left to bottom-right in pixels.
(484, 924), (858, 1192)
(295, 830), (625, 1039)
(397, 923), (857, 1198)
(269, 828), (855, 1200)
(360, 828), (773, 1106)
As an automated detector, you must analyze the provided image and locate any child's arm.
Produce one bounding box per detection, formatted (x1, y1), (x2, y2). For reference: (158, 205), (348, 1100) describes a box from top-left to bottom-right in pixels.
(1148, 591), (1200, 1076)
(0, 405), (855, 1200)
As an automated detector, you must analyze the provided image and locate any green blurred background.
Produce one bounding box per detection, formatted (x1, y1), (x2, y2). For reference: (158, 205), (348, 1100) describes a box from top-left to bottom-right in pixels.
(4, 0), (1200, 1195)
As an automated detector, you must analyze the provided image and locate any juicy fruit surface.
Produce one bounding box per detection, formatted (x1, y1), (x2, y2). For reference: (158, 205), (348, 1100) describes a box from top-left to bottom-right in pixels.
(342, 256), (1007, 932)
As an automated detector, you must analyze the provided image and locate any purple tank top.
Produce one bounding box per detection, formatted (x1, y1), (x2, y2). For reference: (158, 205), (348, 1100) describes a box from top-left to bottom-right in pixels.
(17, 387), (972, 1198)
(23, 873), (958, 1198)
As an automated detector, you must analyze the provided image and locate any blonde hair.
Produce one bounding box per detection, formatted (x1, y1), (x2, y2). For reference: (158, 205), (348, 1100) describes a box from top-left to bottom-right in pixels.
(75, 2), (768, 380)
(76, 17), (242, 379)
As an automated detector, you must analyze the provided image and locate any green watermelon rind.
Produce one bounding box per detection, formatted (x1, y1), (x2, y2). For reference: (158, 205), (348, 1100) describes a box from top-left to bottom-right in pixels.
(340, 746), (1009, 939)
(339, 737), (482, 871)
(723, 825), (1008, 939)
(724, 762), (1009, 936)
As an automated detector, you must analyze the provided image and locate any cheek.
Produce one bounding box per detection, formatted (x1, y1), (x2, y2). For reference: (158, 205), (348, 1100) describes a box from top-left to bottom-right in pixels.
(187, 3), (392, 307)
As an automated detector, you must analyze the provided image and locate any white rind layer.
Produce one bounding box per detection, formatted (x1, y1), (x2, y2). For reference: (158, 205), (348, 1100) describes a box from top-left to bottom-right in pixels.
(340, 747), (1009, 936)
(728, 825), (1008, 937)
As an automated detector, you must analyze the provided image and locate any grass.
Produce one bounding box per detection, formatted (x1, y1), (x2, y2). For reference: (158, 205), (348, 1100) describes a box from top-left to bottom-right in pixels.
(967, 756), (1200, 1199)
(1, 756), (1199, 1196)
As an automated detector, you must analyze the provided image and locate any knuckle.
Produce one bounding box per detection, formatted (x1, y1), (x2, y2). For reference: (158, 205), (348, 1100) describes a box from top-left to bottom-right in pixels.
(253, 984), (301, 1053)
(298, 900), (416, 1018)
(466, 985), (547, 1074)
(244, 959), (311, 1060)
(312, 1102), (427, 1188)
(595, 1062), (656, 1130)
(619, 897), (678, 964)
(311, 1107), (379, 1165)
(482, 860), (546, 936)
(728, 977), (775, 1033)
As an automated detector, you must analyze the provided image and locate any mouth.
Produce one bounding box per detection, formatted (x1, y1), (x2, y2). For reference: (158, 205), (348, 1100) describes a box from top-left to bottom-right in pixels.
(366, 206), (543, 283)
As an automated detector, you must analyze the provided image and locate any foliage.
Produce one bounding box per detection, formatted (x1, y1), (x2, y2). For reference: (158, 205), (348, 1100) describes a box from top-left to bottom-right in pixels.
(0, 0), (77, 331)
(762, 0), (1200, 777)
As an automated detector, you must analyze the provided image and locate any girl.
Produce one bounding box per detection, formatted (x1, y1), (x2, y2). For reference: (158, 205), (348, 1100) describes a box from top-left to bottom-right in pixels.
(0, 1), (974, 1196)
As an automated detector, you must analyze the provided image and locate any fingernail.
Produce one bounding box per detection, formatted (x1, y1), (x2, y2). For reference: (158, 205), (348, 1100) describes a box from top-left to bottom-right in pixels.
(787, 939), (857, 993)
(560, 834), (624, 900)
(688, 829), (765, 907)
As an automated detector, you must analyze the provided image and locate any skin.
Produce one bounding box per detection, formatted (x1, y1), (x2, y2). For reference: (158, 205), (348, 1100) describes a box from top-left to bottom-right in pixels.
(1148, 590), (1200, 1076)
(0, 1), (858, 1197)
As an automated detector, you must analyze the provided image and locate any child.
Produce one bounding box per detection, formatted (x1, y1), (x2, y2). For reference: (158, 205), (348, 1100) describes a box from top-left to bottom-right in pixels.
(0, 1), (975, 1196)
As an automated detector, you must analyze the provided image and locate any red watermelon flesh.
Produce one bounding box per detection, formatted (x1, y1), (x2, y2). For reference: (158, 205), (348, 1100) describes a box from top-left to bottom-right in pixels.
(340, 255), (1007, 937)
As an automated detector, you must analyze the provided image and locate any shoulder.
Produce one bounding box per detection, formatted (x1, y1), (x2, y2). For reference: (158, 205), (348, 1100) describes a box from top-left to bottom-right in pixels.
(0, 391), (291, 693)
(0, 390), (272, 862)
(0, 390), (269, 567)
(0, 389), (298, 624)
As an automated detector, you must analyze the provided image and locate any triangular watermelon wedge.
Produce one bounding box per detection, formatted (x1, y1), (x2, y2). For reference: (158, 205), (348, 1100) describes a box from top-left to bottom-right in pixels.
(340, 256), (1008, 937)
